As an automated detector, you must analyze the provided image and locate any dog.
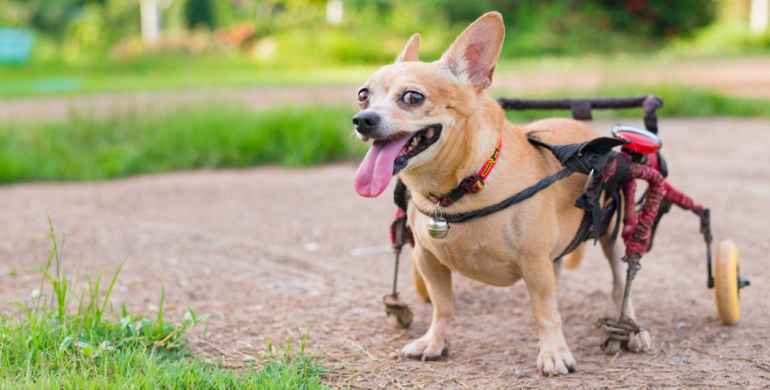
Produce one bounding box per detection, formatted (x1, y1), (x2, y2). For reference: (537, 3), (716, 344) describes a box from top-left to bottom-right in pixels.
(352, 12), (651, 376)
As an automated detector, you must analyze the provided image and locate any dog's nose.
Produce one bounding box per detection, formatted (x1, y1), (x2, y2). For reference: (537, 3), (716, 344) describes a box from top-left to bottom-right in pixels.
(352, 111), (381, 136)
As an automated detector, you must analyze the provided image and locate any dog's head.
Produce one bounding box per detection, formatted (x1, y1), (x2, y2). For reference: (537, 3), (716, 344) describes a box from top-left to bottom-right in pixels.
(353, 12), (505, 197)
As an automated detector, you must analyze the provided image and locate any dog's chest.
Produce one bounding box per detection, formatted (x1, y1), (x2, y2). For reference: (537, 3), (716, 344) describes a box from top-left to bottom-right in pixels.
(409, 211), (522, 286)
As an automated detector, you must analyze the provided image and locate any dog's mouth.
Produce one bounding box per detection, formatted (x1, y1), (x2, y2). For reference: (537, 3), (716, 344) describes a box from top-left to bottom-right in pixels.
(354, 124), (443, 198)
(393, 124), (443, 174)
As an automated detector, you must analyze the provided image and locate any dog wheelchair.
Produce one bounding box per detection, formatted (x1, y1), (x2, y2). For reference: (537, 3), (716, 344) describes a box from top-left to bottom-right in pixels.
(384, 95), (749, 352)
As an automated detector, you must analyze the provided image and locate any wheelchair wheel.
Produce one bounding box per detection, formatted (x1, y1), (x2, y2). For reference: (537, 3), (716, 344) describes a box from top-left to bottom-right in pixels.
(714, 240), (741, 325)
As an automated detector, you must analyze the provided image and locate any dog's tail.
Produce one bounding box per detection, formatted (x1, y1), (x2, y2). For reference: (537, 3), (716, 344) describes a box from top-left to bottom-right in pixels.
(562, 243), (587, 270)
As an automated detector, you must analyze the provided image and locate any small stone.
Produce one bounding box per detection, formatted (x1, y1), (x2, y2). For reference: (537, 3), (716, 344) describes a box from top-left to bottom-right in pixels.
(513, 367), (529, 378)
(671, 355), (689, 364)
(675, 321), (687, 335)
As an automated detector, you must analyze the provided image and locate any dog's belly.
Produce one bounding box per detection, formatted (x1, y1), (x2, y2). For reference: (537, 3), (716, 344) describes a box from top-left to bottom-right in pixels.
(434, 244), (522, 286)
(412, 216), (522, 286)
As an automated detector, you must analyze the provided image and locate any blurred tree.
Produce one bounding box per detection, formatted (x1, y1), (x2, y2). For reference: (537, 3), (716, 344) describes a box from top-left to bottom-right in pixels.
(184, 0), (216, 29)
(0, 0), (737, 64)
(5, 0), (106, 36)
(422, 0), (517, 24)
(346, 1), (715, 40)
(750, 0), (769, 33)
(598, 0), (716, 37)
(140, 0), (160, 44)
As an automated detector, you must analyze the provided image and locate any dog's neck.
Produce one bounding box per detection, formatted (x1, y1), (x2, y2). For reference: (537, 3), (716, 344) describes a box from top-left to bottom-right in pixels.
(399, 95), (512, 202)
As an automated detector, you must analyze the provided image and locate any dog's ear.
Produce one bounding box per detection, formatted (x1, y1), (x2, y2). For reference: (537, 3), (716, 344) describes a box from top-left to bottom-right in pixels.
(440, 12), (505, 91)
(395, 33), (421, 62)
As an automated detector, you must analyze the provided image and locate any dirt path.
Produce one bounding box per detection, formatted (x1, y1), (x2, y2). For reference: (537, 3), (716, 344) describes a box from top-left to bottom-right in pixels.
(0, 119), (769, 388)
(3, 57), (770, 123)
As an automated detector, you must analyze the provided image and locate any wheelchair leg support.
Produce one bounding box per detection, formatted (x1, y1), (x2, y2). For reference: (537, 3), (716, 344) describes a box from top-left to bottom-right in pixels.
(600, 254), (645, 353)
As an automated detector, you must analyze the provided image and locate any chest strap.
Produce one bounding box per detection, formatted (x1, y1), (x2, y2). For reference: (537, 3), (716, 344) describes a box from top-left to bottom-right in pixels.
(414, 167), (574, 224)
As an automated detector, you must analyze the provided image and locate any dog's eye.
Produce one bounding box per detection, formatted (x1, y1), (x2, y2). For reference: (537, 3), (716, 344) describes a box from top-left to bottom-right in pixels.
(357, 88), (369, 102)
(401, 90), (425, 106)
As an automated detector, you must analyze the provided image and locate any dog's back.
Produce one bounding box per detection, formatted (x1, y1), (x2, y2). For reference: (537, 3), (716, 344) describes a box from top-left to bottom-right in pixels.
(523, 117), (597, 145)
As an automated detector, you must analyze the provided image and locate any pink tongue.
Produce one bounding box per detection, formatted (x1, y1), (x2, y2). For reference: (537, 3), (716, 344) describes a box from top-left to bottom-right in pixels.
(355, 137), (411, 197)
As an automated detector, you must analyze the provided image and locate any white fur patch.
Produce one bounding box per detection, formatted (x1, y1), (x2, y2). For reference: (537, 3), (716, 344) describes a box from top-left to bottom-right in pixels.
(437, 60), (469, 85)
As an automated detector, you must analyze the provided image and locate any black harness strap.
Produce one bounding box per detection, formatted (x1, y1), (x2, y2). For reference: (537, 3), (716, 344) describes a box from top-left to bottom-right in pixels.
(554, 157), (628, 261)
(555, 212), (593, 261)
(394, 179), (410, 212)
(413, 167), (574, 224)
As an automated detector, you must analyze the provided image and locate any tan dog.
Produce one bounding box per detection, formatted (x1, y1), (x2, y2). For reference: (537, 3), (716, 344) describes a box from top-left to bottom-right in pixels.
(353, 12), (650, 376)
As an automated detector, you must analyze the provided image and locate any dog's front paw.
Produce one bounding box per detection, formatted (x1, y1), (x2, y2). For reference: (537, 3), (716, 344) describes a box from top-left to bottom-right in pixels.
(537, 345), (576, 376)
(627, 329), (653, 353)
(401, 336), (448, 361)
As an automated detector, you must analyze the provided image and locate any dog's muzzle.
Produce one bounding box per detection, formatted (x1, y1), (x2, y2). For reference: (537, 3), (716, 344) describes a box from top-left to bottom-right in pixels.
(352, 111), (382, 138)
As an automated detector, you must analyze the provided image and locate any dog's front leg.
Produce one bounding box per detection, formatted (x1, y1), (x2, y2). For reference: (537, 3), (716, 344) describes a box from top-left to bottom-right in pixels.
(401, 246), (452, 361)
(522, 256), (576, 376)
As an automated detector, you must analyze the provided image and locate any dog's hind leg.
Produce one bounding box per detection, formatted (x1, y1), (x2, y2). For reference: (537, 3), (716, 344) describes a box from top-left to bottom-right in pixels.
(522, 255), (576, 376)
(562, 243), (586, 270)
(401, 246), (452, 361)
(554, 243), (585, 283)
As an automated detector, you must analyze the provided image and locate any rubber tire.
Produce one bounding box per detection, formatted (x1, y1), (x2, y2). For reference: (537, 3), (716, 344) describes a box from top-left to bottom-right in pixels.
(714, 240), (741, 325)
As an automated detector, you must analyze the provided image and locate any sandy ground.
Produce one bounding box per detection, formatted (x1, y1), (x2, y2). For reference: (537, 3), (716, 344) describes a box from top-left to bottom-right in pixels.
(0, 118), (769, 389)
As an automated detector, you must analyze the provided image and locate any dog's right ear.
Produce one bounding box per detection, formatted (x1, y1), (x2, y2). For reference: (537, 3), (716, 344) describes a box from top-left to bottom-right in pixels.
(395, 33), (421, 62)
(440, 12), (505, 91)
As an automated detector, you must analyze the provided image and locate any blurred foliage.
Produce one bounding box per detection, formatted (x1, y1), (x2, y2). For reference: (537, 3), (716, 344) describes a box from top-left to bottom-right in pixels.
(2, 0), (103, 36)
(598, 0), (715, 38)
(668, 21), (770, 54)
(184, 0), (217, 29)
(0, 106), (359, 182)
(0, 0), (760, 68)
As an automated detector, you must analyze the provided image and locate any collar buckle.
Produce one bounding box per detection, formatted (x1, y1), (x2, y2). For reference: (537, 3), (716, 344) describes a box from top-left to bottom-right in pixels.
(435, 133), (502, 207)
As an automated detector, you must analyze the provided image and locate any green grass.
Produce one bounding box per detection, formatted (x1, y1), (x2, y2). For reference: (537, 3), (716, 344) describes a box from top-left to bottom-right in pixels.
(0, 53), (741, 100)
(0, 223), (329, 389)
(0, 86), (768, 184)
(0, 58), (377, 99)
(1, 53), (767, 100)
(0, 106), (360, 183)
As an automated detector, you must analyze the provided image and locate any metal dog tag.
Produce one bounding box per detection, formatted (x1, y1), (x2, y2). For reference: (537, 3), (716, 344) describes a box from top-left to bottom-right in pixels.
(427, 206), (449, 239)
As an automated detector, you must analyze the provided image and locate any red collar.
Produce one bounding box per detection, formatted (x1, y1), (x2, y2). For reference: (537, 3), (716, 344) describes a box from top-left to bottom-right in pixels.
(430, 133), (503, 207)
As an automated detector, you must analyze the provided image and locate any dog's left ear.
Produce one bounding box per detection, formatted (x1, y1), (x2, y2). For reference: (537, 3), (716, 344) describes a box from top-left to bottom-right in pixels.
(441, 12), (505, 91)
(395, 33), (421, 62)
